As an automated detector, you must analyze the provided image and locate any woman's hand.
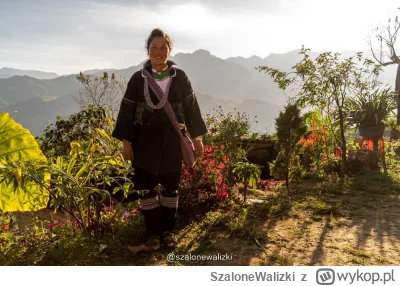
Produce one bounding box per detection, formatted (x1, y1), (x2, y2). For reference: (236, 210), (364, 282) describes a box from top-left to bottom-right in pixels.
(122, 139), (134, 160)
(194, 139), (204, 158)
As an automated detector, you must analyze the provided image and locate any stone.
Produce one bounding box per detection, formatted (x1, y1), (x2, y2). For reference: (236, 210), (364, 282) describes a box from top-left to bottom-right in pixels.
(347, 149), (381, 173)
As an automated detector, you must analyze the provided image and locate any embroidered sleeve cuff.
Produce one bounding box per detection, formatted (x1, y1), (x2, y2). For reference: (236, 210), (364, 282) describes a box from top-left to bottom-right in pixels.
(194, 136), (203, 141)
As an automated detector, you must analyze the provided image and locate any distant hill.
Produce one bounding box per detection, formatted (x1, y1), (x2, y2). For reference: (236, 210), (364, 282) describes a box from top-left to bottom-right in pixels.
(226, 55), (265, 71)
(0, 67), (59, 79)
(2, 48), (399, 137)
(4, 92), (80, 137)
(0, 74), (81, 109)
(0, 74), (13, 79)
(196, 92), (238, 114)
(236, 99), (282, 134)
(170, 49), (288, 105)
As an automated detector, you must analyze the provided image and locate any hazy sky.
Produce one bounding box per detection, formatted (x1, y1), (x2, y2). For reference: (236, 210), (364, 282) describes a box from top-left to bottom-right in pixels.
(0, 0), (398, 75)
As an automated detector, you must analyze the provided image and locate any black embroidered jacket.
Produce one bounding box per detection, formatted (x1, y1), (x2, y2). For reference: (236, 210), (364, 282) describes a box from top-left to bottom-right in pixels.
(112, 60), (208, 175)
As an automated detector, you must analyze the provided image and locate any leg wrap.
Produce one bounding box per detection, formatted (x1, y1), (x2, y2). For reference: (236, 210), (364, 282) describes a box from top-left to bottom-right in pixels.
(160, 195), (179, 208)
(140, 195), (159, 210)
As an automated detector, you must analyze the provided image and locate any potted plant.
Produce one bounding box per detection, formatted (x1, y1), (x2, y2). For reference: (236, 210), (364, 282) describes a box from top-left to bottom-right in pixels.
(346, 87), (398, 137)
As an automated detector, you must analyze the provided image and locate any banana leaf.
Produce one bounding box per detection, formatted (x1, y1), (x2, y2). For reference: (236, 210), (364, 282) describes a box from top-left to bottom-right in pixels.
(0, 112), (49, 211)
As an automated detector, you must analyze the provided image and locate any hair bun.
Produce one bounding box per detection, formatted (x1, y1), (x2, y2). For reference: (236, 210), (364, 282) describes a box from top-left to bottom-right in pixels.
(146, 28), (173, 52)
(151, 28), (164, 37)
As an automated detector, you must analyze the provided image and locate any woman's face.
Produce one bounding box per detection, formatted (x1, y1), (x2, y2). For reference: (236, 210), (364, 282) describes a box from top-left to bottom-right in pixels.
(148, 37), (170, 67)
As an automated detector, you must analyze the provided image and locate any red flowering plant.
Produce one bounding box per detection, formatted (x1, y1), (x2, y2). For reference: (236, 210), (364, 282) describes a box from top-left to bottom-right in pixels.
(180, 143), (229, 211)
(258, 179), (284, 191)
(298, 119), (327, 170)
(297, 111), (341, 177)
(0, 213), (14, 233)
(179, 108), (253, 212)
(205, 108), (253, 179)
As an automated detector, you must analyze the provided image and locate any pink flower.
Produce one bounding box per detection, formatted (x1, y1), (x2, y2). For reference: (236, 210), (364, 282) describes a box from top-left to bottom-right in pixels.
(48, 221), (58, 230)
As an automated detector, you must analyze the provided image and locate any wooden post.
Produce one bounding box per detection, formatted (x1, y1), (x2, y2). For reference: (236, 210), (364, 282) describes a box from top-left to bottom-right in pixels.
(372, 136), (379, 151)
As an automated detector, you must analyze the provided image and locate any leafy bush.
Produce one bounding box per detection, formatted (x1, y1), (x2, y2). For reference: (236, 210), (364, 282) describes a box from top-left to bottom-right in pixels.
(37, 105), (115, 158)
(204, 108), (251, 171)
(298, 113), (343, 177)
(1, 107), (134, 237)
(13, 130), (134, 238)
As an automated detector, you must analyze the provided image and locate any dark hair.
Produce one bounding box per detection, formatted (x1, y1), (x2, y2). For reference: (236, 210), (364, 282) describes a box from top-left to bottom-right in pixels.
(146, 28), (173, 52)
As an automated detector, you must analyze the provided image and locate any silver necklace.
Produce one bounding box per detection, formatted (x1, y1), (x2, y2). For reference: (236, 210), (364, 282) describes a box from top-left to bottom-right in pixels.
(143, 76), (171, 110)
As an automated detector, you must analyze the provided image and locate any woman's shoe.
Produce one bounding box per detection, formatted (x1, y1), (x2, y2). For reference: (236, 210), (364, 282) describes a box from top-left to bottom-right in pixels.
(145, 235), (161, 251)
(162, 231), (178, 249)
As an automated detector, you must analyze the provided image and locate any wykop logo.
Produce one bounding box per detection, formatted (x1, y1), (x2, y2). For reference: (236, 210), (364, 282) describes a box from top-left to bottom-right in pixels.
(316, 268), (335, 285)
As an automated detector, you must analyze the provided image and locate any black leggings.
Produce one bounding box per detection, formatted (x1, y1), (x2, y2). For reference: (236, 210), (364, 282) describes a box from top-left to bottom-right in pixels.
(134, 166), (181, 235)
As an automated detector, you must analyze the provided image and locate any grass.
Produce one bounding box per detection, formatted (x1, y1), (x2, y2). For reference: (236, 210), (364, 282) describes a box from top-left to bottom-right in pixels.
(343, 246), (373, 258)
(267, 251), (294, 266)
(290, 226), (311, 238)
(325, 243), (339, 250)
(328, 212), (337, 228)
(0, 213), (148, 266)
(375, 256), (392, 265)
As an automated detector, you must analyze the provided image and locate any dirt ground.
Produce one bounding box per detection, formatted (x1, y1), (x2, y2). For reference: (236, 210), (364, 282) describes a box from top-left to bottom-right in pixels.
(149, 178), (400, 266)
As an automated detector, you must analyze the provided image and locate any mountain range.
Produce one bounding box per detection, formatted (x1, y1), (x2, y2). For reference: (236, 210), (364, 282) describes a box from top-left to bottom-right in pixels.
(0, 67), (59, 79)
(1, 49), (398, 137)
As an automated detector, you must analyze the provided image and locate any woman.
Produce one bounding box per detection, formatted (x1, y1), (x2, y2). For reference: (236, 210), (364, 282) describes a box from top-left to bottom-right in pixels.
(112, 28), (207, 250)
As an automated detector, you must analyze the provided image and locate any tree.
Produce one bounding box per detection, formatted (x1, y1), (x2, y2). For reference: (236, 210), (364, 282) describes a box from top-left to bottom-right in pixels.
(76, 72), (127, 118)
(273, 103), (306, 188)
(367, 11), (400, 124)
(259, 47), (382, 175)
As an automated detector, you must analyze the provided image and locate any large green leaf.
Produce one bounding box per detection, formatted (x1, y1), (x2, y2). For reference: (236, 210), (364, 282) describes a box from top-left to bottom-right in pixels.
(0, 112), (49, 211)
